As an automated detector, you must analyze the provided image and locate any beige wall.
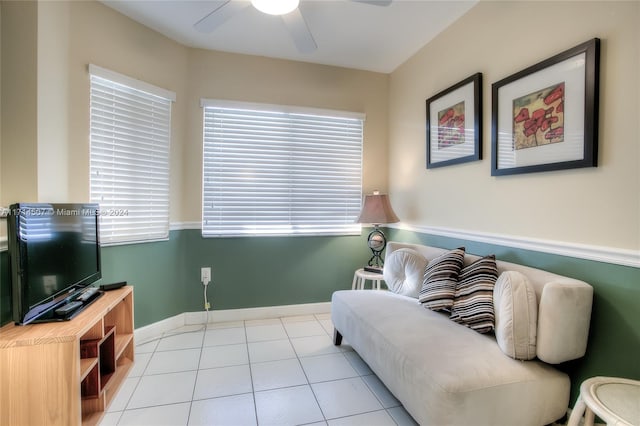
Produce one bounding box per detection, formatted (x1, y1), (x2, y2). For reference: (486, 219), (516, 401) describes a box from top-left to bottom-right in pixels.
(183, 49), (389, 222)
(65, 1), (189, 221)
(0, 0), (188, 220)
(0, 0), (188, 210)
(1, 1), (38, 205)
(0, 3), (2, 208)
(0, 3), (2, 213)
(0, 0), (388, 224)
(37, 0), (70, 202)
(388, 1), (639, 251)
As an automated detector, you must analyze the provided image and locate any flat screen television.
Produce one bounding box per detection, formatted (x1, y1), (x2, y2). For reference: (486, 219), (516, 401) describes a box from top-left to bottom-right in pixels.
(7, 203), (102, 324)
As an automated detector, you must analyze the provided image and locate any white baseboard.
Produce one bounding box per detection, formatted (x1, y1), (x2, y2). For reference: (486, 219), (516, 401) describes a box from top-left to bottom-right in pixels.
(134, 314), (185, 345)
(134, 301), (331, 345)
(184, 301), (331, 325)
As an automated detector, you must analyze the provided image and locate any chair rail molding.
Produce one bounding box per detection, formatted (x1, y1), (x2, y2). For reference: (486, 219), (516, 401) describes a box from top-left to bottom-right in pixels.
(390, 223), (640, 268)
(170, 221), (202, 231)
(3, 221), (636, 268)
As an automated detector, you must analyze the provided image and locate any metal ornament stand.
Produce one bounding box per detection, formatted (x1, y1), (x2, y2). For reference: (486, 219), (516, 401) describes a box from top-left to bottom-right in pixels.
(364, 226), (386, 274)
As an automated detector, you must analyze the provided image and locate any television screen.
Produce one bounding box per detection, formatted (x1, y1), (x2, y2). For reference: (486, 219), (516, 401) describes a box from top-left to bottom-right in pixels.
(8, 203), (102, 324)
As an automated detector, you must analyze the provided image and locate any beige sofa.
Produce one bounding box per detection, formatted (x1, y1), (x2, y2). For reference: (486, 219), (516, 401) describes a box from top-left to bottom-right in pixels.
(331, 242), (593, 425)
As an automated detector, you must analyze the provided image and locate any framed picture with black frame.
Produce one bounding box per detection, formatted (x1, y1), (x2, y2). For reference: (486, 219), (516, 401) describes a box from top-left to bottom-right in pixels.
(491, 38), (600, 176)
(426, 73), (482, 169)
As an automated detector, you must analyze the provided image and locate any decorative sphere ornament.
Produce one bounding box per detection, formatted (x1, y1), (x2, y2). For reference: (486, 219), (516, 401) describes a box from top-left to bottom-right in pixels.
(368, 233), (385, 251)
(365, 228), (387, 270)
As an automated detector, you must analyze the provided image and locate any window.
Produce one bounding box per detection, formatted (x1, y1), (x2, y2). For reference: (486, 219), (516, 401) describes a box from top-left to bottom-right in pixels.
(89, 65), (175, 245)
(202, 100), (364, 237)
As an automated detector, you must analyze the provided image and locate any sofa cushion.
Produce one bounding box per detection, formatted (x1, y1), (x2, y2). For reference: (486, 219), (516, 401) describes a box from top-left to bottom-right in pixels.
(387, 241), (593, 364)
(418, 247), (465, 311)
(494, 271), (538, 360)
(450, 255), (498, 333)
(383, 248), (428, 298)
(331, 290), (571, 425)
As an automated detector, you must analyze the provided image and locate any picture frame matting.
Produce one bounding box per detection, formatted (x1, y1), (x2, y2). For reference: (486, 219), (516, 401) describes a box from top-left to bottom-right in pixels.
(491, 38), (600, 176)
(426, 73), (482, 169)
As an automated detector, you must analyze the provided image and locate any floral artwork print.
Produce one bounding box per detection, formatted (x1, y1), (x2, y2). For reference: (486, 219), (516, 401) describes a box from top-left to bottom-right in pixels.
(437, 101), (465, 149)
(512, 82), (564, 150)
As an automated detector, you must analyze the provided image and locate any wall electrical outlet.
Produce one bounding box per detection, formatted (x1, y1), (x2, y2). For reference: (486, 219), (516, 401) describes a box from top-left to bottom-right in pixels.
(201, 267), (211, 285)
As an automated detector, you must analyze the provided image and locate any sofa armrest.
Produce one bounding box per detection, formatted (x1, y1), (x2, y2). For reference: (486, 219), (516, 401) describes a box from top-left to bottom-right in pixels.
(537, 281), (593, 364)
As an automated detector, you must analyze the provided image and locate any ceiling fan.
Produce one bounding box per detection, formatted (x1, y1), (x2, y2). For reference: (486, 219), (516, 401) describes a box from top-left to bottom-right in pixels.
(194, 0), (392, 54)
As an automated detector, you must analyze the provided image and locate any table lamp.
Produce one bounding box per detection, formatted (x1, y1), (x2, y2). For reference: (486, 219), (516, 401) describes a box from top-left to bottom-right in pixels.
(355, 191), (399, 273)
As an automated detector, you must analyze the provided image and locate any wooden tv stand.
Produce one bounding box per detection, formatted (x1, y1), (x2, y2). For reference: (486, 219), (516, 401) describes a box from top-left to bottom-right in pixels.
(0, 286), (134, 426)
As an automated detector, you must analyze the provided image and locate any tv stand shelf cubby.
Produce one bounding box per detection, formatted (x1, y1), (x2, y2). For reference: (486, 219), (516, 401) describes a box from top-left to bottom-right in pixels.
(0, 286), (134, 426)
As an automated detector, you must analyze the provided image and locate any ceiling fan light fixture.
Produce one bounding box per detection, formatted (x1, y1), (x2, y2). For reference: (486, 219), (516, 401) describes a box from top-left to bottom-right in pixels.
(251, 0), (299, 16)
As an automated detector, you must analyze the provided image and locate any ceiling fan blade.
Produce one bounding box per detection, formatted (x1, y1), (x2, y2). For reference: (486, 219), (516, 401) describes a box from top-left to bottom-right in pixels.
(194, 0), (251, 33)
(281, 8), (317, 54)
(352, 0), (392, 6)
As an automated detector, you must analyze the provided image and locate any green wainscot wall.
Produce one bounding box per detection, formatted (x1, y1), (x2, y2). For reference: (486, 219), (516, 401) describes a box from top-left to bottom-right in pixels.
(88, 229), (367, 327)
(0, 229), (367, 328)
(2, 226), (638, 409)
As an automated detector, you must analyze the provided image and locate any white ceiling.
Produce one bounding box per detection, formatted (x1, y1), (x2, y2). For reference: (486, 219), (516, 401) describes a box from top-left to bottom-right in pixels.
(101, 0), (477, 73)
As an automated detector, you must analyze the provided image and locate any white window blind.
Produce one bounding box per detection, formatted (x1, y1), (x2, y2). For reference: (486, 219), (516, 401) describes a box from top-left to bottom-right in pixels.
(202, 100), (364, 237)
(89, 65), (174, 245)
(18, 207), (53, 242)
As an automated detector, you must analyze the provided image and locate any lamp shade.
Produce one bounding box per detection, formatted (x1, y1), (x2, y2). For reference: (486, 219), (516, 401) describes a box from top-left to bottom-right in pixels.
(356, 192), (399, 225)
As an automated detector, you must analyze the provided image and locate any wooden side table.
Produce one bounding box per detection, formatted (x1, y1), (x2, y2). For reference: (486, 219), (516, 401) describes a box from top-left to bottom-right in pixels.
(567, 376), (640, 426)
(351, 268), (384, 290)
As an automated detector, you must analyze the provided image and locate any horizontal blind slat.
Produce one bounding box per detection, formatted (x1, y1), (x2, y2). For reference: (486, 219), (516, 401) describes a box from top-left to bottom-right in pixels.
(202, 104), (363, 237)
(90, 70), (172, 245)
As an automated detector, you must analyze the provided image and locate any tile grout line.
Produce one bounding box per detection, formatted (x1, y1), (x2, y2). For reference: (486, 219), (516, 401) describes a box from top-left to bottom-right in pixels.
(286, 316), (331, 424)
(310, 321), (399, 425)
(184, 325), (207, 425)
(335, 347), (403, 426)
(243, 320), (260, 426)
(111, 317), (415, 426)
(125, 330), (204, 416)
(114, 337), (161, 420)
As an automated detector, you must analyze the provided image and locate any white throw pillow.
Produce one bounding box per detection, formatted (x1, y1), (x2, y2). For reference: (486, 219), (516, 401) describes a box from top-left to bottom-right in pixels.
(493, 271), (538, 360)
(383, 248), (428, 298)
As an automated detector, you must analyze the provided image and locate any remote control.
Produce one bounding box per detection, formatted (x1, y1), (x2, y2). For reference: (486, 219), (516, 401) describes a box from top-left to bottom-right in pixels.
(54, 301), (83, 316)
(100, 281), (127, 291)
(77, 287), (99, 302)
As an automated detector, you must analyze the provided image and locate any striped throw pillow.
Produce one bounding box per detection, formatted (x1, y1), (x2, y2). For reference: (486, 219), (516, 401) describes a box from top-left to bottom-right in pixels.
(418, 248), (466, 311)
(450, 255), (498, 334)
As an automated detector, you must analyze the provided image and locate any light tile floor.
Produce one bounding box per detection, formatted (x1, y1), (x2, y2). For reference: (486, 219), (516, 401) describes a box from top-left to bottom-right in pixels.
(100, 314), (419, 426)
